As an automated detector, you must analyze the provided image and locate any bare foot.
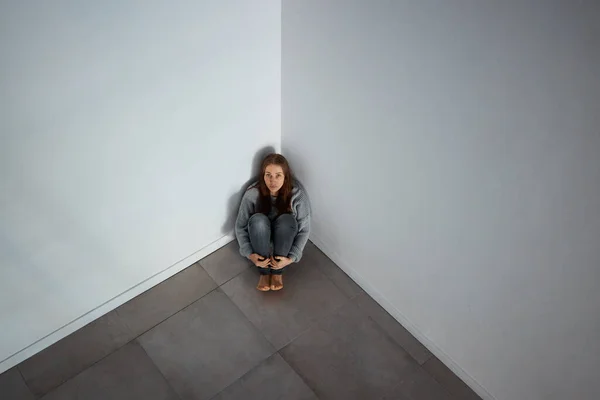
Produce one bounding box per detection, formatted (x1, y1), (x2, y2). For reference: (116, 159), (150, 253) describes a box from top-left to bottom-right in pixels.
(257, 275), (271, 291)
(271, 274), (283, 291)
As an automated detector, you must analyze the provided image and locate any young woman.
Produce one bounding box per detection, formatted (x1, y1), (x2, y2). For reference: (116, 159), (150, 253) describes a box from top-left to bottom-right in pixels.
(235, 153), (311, 291)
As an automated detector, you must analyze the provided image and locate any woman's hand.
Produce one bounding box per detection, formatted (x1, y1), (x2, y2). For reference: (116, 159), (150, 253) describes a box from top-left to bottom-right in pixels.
(270, 256), (293, 270)
(249, 254), (271, 268)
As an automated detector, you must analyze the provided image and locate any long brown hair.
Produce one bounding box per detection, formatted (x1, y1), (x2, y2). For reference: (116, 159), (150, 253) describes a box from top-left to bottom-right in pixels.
(253, 153), (294, 216)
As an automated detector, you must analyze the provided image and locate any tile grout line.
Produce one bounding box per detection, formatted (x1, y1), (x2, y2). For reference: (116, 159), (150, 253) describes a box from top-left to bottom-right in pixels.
(136, 341), (183, 400)
(363, 311), (434, 367)
(1, 234), (230, 367)
(122, 280), (221, 340)
(277, 301), (421, 400)
(26, 346), (121, 397)
(130, 286), (228, 350)
(195, 243), (421, 400)
(43, 282), (262, 400)
(273, 282), (358, 400)
(16, 366), (37, 400)
(23, 284), (222, 398)
(19, 243), (307, 398)
(211, 256), (307, 354)
(276, 349), (321, 400)
(351, 289), (435, 366)
(211, 263), (327, 399)
(305, 241), (364, 302)
(20, 252), (247, 399)
(308, 241), (437, 366)
(205, 354), (274, 400)
(32, 273), (335, 400)
(207, 263), (253, 287)
(274, 252), (366, 353)
(216, 269), (280, 353)
(40, 242), (378, 399)
(199, 270), (286, 400)
(421, 358), (481, 400)
(25, 242), (440, 400)
(273, 279), (426, 400)
(425, 373), (459, 400)
(276, 286), (354, 354)
(386, 362), (460, 400)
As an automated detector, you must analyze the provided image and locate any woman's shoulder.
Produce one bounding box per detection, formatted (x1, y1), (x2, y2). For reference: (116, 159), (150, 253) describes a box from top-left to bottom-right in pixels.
(291, 180), (310, 209)
(242, 183), (260, 201)
(292, 179), (308, 196)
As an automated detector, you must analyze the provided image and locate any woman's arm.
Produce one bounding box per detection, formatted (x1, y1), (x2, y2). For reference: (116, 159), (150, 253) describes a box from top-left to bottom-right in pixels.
(235, 190), (256, 258)
(288, 193), (311, 262)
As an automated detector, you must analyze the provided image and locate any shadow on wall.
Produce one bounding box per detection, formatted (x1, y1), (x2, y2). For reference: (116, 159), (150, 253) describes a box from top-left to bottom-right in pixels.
(221, 146), (275, 235)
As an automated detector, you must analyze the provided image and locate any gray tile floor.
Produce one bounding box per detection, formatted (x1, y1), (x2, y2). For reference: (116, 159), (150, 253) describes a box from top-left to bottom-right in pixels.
(1, 241), (481, 400)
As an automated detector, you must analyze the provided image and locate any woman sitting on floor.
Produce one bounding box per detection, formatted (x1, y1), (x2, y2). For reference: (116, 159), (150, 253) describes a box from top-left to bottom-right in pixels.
(235, 153), (311, 291)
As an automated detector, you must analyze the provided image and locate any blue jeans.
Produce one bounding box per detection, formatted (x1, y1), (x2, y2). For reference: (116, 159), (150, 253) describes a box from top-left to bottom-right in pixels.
(248, 213), (298, 275)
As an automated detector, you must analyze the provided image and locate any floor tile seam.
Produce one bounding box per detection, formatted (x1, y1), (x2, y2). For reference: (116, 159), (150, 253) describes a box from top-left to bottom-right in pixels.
(216, 264), (328, 351)
(308, 253), (364, 302)
(217, 282), (280, 356)
(21, 285), (221, 398)
(307, 243), (437, 366)
(276, 295), (422, 400)
(385, 364), (458, 400)
(15, 366), (38, 400)
(137, 341), (183, 400)
(131, 282), (276, 399)
(204, 354), (273, 400)
(422, 362), (474, 400)
(277, 292), (355, 354)
(275, 349), (322, 400)
(267, 267), (357, 352)
(194, 279), (284, 399)
(214, 265), (253, 288)
(363, 313), (433, 366)
(23, 342), (128, 398)
(119, 282), (220, 340)
(7, 261), (216, 377)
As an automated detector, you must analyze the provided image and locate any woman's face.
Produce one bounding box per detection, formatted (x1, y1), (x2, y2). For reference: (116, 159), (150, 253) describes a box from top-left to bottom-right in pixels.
(264, 164), (285, 194)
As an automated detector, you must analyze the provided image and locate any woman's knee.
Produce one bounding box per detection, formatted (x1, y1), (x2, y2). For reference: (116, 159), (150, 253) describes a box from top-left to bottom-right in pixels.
(248, 213), (271, 233)
(274, 213), (298, 231)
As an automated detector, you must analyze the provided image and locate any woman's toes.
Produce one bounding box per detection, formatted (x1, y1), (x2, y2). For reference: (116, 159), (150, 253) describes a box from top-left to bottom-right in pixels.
(270, 275), (283, 291)
(257, 275), (271, 291)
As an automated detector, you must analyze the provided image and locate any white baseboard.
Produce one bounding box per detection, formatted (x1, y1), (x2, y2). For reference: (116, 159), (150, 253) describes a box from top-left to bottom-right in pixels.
(309, 234), (495, 400)
(0, 233), (235, 375)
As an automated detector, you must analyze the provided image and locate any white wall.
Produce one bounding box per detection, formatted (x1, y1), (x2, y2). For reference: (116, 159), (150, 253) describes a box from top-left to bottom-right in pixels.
(282, 1), (600, 399)
(0, 0), (280, 372)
